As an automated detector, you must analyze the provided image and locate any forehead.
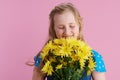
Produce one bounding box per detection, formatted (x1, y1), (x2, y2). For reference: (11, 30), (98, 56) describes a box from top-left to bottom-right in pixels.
(54, 11), (76, 25)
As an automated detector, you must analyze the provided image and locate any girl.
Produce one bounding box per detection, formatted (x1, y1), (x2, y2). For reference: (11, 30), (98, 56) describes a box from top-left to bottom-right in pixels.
(32, 3), (106, 80)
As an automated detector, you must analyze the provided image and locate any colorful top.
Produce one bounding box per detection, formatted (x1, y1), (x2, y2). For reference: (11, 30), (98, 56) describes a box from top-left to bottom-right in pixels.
(34, 50), (106, 80)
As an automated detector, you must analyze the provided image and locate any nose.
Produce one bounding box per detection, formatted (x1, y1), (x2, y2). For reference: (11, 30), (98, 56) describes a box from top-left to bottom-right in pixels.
(63, 27), (72, 38)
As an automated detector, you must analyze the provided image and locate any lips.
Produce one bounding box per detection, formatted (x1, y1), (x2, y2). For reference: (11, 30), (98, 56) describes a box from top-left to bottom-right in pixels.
(62, 33), (74, 38)
(61, 35), (74, 39)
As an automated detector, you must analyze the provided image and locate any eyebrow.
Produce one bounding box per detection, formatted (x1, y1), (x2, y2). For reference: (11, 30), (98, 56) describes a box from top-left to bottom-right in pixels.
(56, 22), (75, 26)
(57, 24), (64, 26)
(69, 23), (75, 25)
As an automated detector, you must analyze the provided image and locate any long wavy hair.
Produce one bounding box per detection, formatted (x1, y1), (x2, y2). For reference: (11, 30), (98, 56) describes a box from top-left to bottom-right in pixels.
(49, 3), (84, 41)
(29, 3), (85, 80)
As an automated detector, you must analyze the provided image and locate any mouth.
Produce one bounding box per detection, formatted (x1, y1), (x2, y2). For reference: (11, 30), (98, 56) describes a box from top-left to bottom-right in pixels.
(61, 36), (75, 39)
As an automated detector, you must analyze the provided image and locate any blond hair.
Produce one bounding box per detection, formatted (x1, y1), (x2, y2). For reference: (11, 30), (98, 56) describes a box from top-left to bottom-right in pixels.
(49, 3), (84, 41)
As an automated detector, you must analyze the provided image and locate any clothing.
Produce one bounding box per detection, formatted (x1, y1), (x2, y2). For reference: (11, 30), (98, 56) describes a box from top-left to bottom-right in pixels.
(34, 50), (106, 80)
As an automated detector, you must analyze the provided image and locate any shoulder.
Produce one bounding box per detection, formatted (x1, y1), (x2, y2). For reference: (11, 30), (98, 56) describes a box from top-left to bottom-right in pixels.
(91, 50), (106, 72)
(91, 50), (103, 60)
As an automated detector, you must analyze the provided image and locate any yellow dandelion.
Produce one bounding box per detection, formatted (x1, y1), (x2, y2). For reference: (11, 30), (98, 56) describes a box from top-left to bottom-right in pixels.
(71, 54), (79, 61)
(88, 58), (96, 71)
(49, 56), (56, 62)
(56, 64), (63, 70)
(53, 39), (62, 45)
(66, 38), (79, 46)
(41, 61), (53, 75)
(59, 45), (72, 57)
(79, 59), (85, 69)
(41, 41), (53, 60)
(77, 51), (87, 60)
(87, 70), (91, 75)
(87, 57), (96, 75)
(40, 38), (96, 77)
(52, 46), (64, 56)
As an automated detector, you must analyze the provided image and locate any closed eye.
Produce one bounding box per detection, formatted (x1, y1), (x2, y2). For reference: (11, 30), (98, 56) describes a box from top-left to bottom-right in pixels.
(58, 26), (64, 29)
(70, 25), (75, 28)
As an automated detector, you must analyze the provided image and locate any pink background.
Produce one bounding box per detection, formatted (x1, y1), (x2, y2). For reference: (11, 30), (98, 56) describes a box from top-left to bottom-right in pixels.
(0, 0), (119, 80)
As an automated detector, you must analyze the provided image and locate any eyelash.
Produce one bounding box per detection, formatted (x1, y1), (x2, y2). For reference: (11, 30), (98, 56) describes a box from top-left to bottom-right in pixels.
(70, 26), (75, 28)
(58, 26), (75, 29)
(58, 27), (64, 29)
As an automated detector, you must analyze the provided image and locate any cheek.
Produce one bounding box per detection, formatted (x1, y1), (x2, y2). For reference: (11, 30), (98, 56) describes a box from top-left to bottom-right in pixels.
(73, 27), (79, 35)
(56, 30), (63, 35)
(54, 28), (64, 37)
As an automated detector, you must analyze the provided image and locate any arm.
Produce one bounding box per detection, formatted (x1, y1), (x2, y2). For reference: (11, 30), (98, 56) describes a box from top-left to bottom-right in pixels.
(33, 53), (47, 80)
(32, 67), (42, 80)
(92, 71), (106, 80)
(32, 67), (46, 80)
(91, 50), (106, 80)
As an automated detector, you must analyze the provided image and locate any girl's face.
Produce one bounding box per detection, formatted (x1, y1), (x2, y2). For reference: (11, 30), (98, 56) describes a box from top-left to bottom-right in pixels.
(54, 11), (79, 39)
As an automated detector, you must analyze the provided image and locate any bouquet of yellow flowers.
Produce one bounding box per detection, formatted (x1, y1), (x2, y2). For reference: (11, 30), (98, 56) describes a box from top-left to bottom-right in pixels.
(40, 38), (96, 80)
